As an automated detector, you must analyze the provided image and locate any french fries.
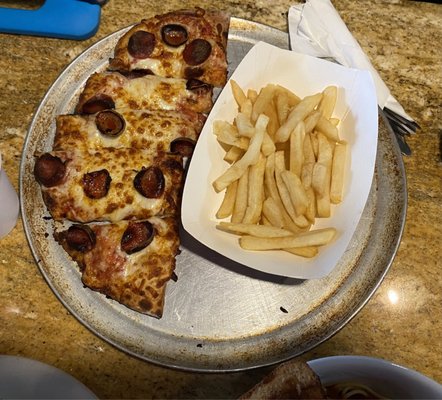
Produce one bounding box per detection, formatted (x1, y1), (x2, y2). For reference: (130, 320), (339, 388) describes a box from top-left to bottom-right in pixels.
(216, 180), (238, 219)
(275, 93), (323, 143)
(212, 81), (348, 259)
(239, 228), (337, 250)
(242, 154), (266, 224)
(330, 141), (347, 204)
(212, 114), (268, 192)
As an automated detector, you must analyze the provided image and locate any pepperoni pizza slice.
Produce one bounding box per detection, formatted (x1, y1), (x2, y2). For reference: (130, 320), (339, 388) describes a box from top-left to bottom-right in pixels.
(34, 149), (184, 223)
(54, 109), (205, 155)
(75, 71), (213, 115)
(54, 217), (180, 318)
(109, 8), (230, 87)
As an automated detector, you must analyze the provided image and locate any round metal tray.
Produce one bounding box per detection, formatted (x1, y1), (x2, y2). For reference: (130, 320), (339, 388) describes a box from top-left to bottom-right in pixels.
(19, 18), (406, 372)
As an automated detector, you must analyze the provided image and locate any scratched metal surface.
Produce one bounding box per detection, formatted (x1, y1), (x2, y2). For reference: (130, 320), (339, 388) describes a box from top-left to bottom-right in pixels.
(19, 18), (406, 372)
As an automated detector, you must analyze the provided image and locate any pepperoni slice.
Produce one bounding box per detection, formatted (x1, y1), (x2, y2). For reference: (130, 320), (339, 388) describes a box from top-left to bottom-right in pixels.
(66, 225), (96, 253)
(128, 31), (156, 59)
(95, 110), (125, 137)
(133, 167), (165, 198)
(34, 153), (66, 187)
(161, 24), (188, 47)
(81, 94), (115, 114)
(121, 221), (154, 254)
(170, 138), (196, 157)
(183, 39), (212, 66)
(82, 169), (111, 199)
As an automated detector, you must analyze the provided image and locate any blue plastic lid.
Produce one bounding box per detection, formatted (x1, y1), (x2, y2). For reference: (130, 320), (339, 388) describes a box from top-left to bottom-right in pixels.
(0, 0), (102, 40)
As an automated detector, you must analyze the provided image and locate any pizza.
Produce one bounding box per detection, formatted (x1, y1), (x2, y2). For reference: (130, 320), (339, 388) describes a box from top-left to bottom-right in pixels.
(109, 7), (230, 87)
(34, 8), (230, 318)
(54, 217), (180, 318)
(54, 109), (205, 154)
(239, 359), (327, 399)
(34, 149), (184, 223)
(75, 72), (214, 115)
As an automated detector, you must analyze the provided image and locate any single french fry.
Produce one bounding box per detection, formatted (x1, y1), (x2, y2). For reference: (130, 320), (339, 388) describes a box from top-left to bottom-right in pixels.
(216, 180), (238, 219)
(215, 127), (250, 150)
(283, 207), (309, 231)
(231, 80), (247, 108)
(274, 151), (297, 221)
(304, 110), (322, 134)
(317, 132), (334, 165)
(316, 115), (340, 142)
(301, 161), (314, 189)
(310, 131), (319, 159)
(304, 186), (316, 224)
(275, 93), (322, 143)
(281, 170), (309, 217)
(264, 152), (279, 200)
(312, 162), (328, 197)
(217, 222), (293, 237)
(213, 120), (238, 137)
(262, 133), (276, 157)
(242, 154), (266, 224)
(318, 85), (337, 119)
(236, 109), (275, 159)
(239, 228), (337, 250)
(315, 132), (333, 217)
(275, 92), (291, 125)
(263, 100), (280, 140)
(289, 121), (305, 177)
(224, 146), (244, 163)
(262, 197), (284, 228)
(213, 114), (268, 192)
(330, 141), (347, 204)
(301, 132), (316, 189)
(317, 190), (331, 218)
(235, 113), (255, 138)
(241, 99), (253, 119)
(284, 246), (319, 258)
(252, 84), (277, 123)
(247, 88), (258, 103)
(303, 131), (316, 164)
(231, 170), (248, 223)
(275, 85), (301, 107)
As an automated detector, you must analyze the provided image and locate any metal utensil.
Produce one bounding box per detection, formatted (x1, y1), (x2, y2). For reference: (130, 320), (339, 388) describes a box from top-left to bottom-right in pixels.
(383, 107), (419, 156)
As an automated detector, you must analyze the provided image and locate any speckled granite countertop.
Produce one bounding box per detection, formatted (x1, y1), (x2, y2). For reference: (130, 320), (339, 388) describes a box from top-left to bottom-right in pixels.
(0, 0), (441, 398)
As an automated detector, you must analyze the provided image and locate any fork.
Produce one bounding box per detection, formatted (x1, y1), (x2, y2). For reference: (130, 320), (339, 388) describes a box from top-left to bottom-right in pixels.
(383, 107), (419, 156)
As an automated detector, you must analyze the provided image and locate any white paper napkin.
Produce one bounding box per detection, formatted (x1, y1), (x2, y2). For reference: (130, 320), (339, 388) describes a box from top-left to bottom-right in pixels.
(288, 0), (414, 123)
(0, 152), (19, 239)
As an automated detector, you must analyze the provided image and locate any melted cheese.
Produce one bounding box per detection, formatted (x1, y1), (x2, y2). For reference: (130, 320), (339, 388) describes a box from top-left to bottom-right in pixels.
(77, 72), (213, 114)
(55, 109), (202, 152)
(42, 149), (183, 223)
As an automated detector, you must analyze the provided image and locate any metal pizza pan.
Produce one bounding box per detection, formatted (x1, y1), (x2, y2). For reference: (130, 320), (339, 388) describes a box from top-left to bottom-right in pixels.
(19, 17), (406, 372)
